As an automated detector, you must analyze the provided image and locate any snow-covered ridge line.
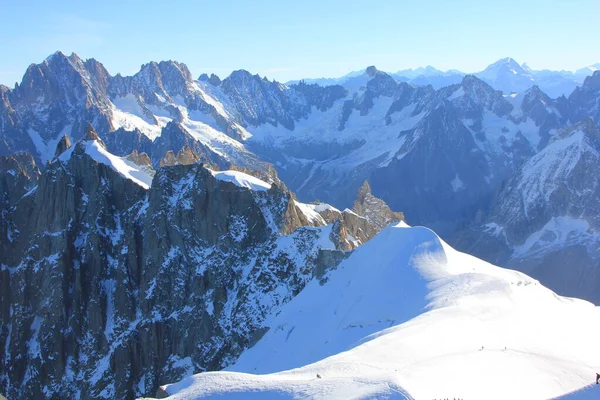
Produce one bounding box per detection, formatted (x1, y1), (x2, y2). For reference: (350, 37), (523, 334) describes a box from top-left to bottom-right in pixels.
(59, 140), (154, 189)
(208, 169), (272, 191)
(57, 139), (274, 193)
(160, 223), (600, 400)
(293, 200), (327, 225)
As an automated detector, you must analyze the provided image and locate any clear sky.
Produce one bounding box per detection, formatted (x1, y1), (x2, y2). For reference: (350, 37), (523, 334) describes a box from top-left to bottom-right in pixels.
(1, 0), (599, 86)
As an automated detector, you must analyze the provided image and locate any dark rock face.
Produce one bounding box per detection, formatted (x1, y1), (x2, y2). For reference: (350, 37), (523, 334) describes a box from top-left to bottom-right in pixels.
(0, 152), (40, 209)
(13, 52), (113, 146)
(126, 150), (153, 169)
(569, 70), (600, 123)
(53, 134), (72, 158)
(101, 127), (154, 159)
(151, 122), (227, 168)
(0, 53), (260, 169)
(291, 81), (347, 112)
(3, 51), (600, 355)
(159, 146), (199, 167)
(371, 101), (495, 235)
(352, 181), (405, 230)
(207, 74), (221, 87)
(452, 119), (600, 304)
(0, 137), (385, 399)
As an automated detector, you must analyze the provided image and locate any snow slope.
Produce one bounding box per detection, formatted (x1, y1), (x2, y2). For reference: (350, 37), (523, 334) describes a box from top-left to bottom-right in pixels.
(110, 84), (248, 158)
(209, 170), (271, 191)
(59, 140), (154, 189)
(161, 223), (600, 400)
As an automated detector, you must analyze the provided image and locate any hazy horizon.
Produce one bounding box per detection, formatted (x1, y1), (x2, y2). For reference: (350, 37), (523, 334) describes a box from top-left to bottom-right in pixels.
(1, 0), (599, 85)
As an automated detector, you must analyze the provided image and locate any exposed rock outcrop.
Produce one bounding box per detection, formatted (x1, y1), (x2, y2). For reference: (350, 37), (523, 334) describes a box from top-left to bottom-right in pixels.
(53, 134), (72, 158)
(0, 136), (374, 400)
(159, 145), (200, 167)
(352, 181), (405, 231)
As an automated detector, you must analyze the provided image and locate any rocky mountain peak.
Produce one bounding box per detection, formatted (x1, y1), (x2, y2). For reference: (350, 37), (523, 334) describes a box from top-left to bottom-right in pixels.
(461, 74), (491, 89)
(159, 145), (200, 167)
(225, 69), (255, 84)
(156, 60), (194, 91)
(126, 149), (153, 168)
(0, 151), (40, 208)
(41, 50), (86, 78)
(521, 85), (552, 110)
(208, 73), (221, 86)
(485, 57), (529, 76)
(135, 61), (171, 95)
(366, 69), (398, 97)
(568, 117), (600, 141)
(365, 65), (379, 77)
(356, 180), (372, 199)
(198, 72), (222, 86)
(567, 71), (600, 123)
(82, 123), (107, 149)
(83, 58), (111, 93)
(352, 181), (405, 231)
(53, 134), (72, 158)
(581, 70), (600, 91)
(456, 74), (513, 115)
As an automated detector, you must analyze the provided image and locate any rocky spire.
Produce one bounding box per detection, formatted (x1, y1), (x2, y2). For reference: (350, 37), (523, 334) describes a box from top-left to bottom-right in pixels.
(365, 65), (379, 77)
(208, 73), (221, 86)
(582, 70), (600, 91)
(53, 135), (72, 158)
(159, 145), (200, 167)
(81, 123), (107, 148)
(126, 150), (153, 169)
(352, 181), (405, 231)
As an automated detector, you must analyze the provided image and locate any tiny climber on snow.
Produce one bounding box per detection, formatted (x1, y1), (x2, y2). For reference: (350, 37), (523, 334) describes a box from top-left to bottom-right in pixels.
(596, 372), (599, 384)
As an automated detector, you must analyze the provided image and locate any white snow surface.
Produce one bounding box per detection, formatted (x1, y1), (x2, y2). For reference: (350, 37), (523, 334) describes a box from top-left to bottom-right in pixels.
(307, 202), (341, 214)
(162, 223), (600, 400)
(59, 140), (153, 189)
(27, 125), (73, 164)
(209, 170), (271, 192)
(518, 130), (597, 211)
(249, 98), (424, 172)
(293, 201), (327, 225)
(514, 217), (597, 258)
(110, 85), (248, 159)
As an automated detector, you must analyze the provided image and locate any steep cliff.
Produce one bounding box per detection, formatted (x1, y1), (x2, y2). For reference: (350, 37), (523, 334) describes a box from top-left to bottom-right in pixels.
(0, 128), (398, 399)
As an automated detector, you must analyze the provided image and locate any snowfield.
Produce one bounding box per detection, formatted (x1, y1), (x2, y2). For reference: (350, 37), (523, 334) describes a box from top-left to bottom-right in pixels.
(209, 170), (272, 191)
(59, 140), (154, 189)
(158, 223), (600, 400)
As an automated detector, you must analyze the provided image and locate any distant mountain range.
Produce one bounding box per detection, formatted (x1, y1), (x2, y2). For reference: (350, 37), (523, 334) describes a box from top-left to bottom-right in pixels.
(2, 51), (600, 399)
(288, 57), (600, 98)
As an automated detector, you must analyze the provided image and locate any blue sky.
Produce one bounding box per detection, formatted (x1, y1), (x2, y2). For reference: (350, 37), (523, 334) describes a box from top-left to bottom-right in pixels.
(1, 0), (599, 86)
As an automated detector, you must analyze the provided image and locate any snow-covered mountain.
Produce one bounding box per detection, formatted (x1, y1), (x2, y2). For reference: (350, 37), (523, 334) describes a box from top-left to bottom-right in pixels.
(0, 124), (403, 399)
(395, 65), (458, 79)
(286, 69), (365, 86)
(394, 66), (465, 89)
(453, 118), (600, 304)
(287, 58), (599, 97)
(0, 51), (263, 170)
(158, 223), (600, 400)
(3, 52), (600, 399)
(3, 52), (600, 306)
(474, 57), (536, 93)
(451, 72), (600, 303)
